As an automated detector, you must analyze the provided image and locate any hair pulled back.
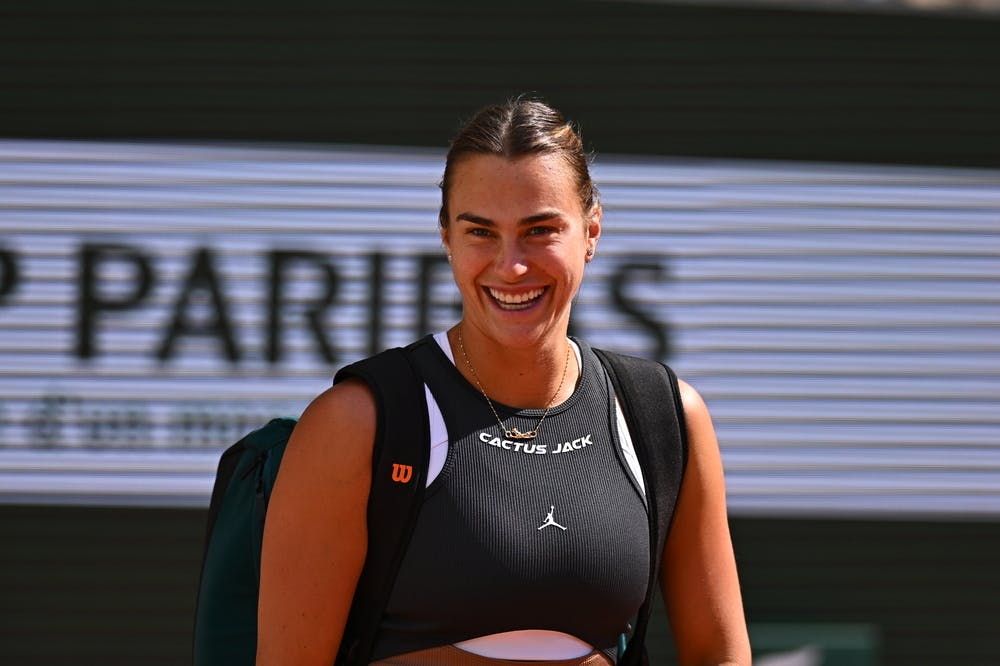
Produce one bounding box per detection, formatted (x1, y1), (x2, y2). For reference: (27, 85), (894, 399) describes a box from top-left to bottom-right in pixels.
(439, 97), (599, 228)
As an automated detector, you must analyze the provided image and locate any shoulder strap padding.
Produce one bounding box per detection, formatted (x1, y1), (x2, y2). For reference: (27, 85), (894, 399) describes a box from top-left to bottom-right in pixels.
(333, 346), (430, 665)
(592, 349), (687, 666)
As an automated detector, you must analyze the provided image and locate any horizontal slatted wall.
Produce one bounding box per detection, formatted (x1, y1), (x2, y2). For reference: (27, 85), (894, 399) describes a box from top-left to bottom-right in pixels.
(591, 158), (1000, 519)
(1, 139), (998, 518)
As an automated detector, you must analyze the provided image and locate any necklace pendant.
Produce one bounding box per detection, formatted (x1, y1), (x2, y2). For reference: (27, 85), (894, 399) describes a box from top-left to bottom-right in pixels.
(457, 325), (570, 443)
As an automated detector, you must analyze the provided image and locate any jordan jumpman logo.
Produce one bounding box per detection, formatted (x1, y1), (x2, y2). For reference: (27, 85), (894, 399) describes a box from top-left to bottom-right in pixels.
(537, 505), (567, 531)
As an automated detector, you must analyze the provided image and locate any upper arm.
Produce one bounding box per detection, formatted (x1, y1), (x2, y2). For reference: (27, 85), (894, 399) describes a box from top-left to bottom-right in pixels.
(660, 379), (751, 666)
(256, 379), (376, 665)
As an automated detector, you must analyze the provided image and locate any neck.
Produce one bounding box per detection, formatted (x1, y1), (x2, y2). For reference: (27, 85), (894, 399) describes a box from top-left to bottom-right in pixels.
(450, 324), (577, 409)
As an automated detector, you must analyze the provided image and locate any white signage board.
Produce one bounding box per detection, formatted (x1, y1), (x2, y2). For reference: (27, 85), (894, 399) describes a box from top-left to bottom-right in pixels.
(1, 139), (998, 517)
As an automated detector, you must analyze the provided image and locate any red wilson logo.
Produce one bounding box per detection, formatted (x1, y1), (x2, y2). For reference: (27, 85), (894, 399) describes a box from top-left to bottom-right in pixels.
(391, 463), (413, 483)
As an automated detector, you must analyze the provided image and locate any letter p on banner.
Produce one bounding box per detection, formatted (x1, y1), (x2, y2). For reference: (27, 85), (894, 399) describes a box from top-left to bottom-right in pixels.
(391, 463), (413, 484)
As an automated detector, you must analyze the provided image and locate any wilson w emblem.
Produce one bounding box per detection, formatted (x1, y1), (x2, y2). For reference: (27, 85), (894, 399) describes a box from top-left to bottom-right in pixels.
(391, 463), (413, 484)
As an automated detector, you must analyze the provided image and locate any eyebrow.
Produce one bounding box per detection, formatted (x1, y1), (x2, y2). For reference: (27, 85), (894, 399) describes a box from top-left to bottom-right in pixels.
(455, 210), (564, 226)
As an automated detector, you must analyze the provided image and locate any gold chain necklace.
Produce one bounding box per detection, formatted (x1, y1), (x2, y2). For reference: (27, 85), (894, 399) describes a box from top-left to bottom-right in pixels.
(455, 326), (572, 441)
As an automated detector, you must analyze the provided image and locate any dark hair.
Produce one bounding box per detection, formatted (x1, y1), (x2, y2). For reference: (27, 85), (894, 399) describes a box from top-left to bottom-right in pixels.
(439, 97), (599, 228)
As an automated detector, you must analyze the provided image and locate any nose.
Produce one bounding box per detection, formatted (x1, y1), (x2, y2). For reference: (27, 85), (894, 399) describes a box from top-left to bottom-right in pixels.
(495, 238), (529, 280)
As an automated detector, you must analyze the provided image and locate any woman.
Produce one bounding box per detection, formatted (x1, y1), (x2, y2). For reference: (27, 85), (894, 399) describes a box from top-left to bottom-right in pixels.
(257, 98), (751, 665)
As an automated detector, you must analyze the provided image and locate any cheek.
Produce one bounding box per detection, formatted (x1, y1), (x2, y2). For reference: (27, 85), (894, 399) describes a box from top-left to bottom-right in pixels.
(449, 254), (484, 288)
(544, 243), (586, 273)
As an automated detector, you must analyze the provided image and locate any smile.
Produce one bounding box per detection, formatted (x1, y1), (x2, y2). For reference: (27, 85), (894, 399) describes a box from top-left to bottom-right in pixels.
(487, 287), (546, 311)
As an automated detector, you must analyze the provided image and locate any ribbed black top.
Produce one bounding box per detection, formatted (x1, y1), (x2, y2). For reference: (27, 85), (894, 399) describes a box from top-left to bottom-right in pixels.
(371, 336), (649, 660)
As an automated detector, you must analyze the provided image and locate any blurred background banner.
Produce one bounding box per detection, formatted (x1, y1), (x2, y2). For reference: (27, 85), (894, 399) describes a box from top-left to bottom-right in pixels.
(1, 138), (998, 518)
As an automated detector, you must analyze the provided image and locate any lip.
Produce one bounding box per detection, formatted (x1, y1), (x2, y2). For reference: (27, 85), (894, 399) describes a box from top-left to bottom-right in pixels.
(483, 286), (548, 312)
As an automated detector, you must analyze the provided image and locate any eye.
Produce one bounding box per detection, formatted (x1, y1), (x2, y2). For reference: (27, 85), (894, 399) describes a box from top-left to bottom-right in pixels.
(467, 226), (493, 237)
(527, 225), (556, 236)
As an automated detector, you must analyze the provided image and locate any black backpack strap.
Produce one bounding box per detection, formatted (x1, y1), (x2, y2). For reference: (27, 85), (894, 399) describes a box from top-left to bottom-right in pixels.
(592, 349), (688, 666)
(332, 346), (430, 666)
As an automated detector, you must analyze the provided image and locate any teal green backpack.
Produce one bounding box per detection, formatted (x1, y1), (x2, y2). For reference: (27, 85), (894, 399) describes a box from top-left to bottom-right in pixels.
(193, 347), (430, 665)
(192, 344), (686, 666)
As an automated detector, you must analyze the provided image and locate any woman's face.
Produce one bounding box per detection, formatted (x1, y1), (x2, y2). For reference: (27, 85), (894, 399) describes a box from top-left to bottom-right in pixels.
(442, 153), (601, 350)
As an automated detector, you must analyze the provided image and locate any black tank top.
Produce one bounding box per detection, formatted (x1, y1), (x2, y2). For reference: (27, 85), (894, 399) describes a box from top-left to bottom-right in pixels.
(371, 336), (650, 660)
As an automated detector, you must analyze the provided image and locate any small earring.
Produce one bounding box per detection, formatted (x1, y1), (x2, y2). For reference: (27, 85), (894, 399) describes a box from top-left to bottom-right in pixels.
(447, 253), (453, 262)
(586, 249), (595, 258)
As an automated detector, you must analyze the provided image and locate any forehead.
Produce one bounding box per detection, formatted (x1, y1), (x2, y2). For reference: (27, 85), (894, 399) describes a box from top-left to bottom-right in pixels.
(448, 153), (581, 213)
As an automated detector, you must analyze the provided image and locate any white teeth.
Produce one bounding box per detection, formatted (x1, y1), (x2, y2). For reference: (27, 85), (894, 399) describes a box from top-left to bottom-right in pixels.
(488, 287), (544, 307)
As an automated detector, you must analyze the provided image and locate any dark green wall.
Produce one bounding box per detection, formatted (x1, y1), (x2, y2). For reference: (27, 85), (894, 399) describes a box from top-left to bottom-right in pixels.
(3, 505), (998, 664)
(3, 505), (201, 665)
(731, 518), (1000, 665)
(2, 0), (999, 167)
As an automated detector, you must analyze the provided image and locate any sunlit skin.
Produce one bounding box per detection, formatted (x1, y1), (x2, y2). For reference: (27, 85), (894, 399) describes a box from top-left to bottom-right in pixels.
(441, 153), (600, 407)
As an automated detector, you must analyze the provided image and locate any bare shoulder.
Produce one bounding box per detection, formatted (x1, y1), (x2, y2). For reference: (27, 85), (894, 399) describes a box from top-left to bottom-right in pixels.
(257, 378), (378, 663)
(672, 377), (725, 490)
(262, 377), (377, 548)
(302, 376), (377, 428)
(676, 377), (714, 435)
(284, 378), (378, 482)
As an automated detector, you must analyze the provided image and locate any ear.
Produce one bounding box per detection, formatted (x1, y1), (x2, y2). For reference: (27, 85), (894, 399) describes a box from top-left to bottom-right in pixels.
(585, 204), (602, 261)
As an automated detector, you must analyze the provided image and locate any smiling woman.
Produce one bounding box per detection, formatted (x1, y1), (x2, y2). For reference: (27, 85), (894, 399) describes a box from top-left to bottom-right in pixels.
(255, 97), (751, 666)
